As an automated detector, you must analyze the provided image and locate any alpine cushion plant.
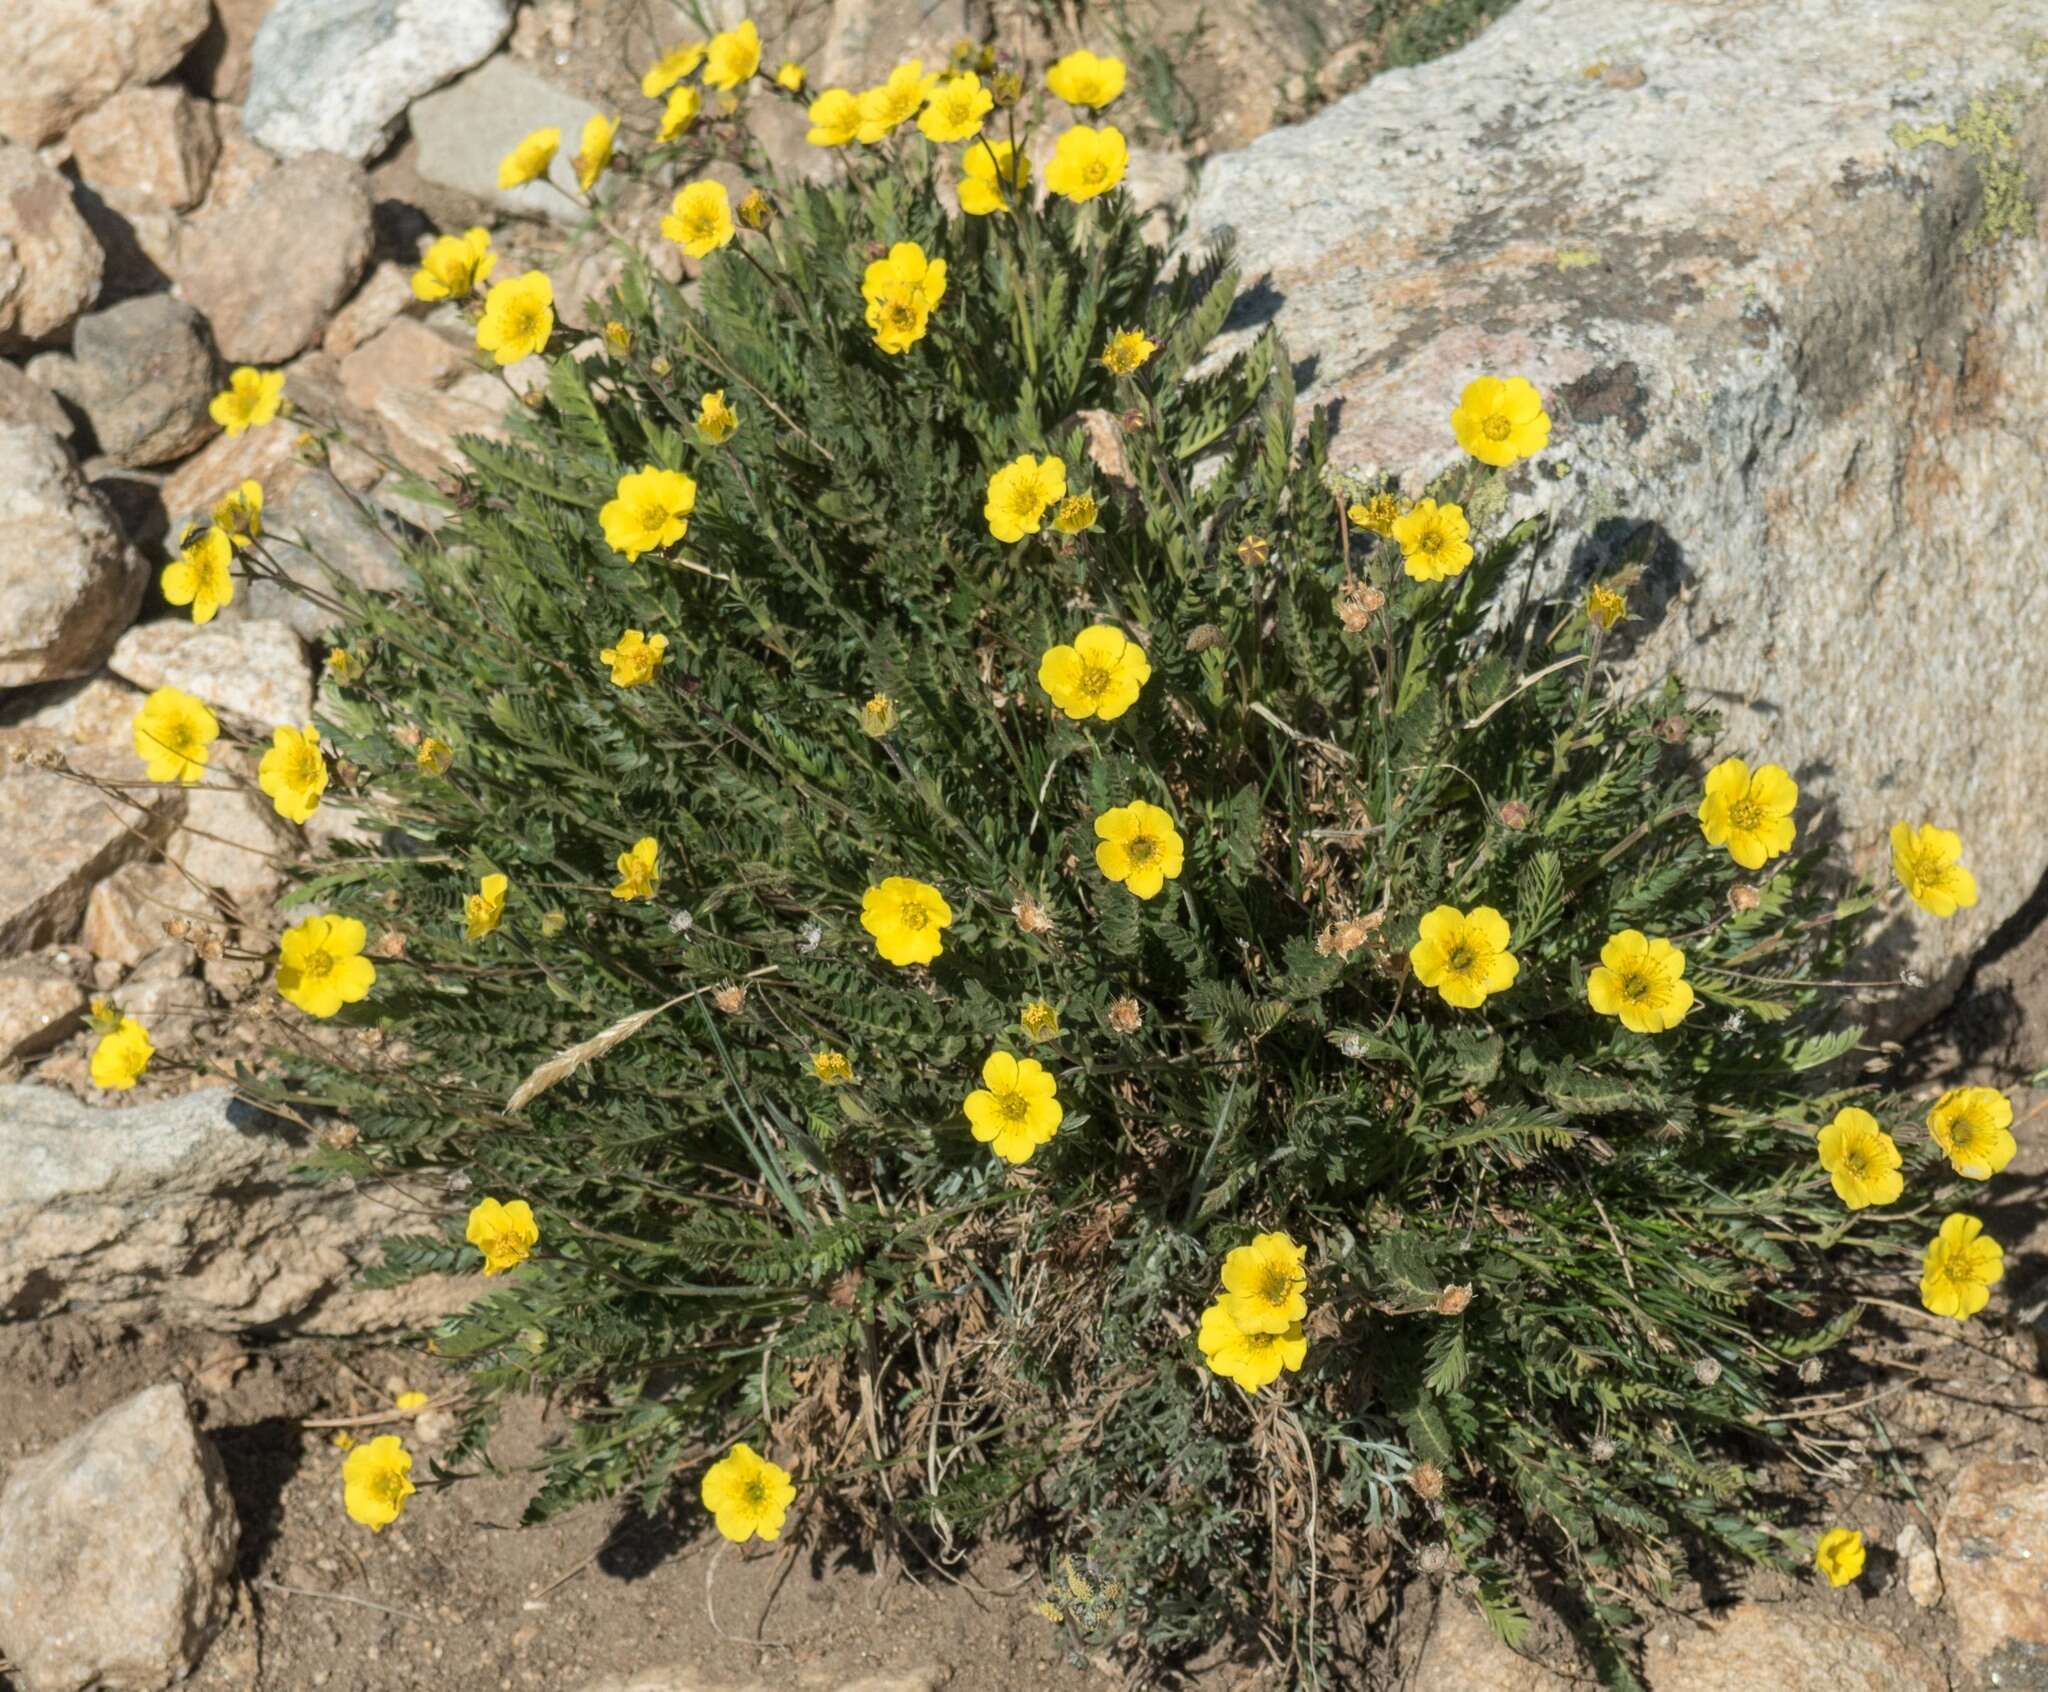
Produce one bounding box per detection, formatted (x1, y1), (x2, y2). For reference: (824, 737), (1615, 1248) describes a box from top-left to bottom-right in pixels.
(252, 26), (2004, 1684)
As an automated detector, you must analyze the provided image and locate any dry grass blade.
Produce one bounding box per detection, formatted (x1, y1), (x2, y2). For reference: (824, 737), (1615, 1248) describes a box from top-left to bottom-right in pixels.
(506, 968), (777, 1112)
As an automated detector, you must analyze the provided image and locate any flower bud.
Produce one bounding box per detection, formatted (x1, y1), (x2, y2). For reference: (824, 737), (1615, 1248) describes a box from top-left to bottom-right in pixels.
(860, 693), (897, 737)
(1498, 799), (1532, 830)
(737, 188), (774, 230)
(1106, 996), (1142, 1035)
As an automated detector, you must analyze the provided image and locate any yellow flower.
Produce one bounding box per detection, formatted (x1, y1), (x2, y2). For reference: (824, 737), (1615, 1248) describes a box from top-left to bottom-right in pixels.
(342, 1435), (415, 1532)
(327, 648), (362, 684)
(643, 42), (705, 98)
(957, 138), (1029, 215)
(1390, 498), (1473, 582)
(87, 995), (123, 1034)
(1587, 582), (1627, 630)
(600, 466), (698, 559)
(1451, 375), (1551, 467)
(1220, 1232), (1308, 1335)
(209, 366), (284, 435)
(277, 914), (376, 1018)
(161, 526), (234, 624)
(497, 125), (561, 189)
(1019, 1000), (1060, 1042)
(411, 226), (495, 301)
(1347, 492), (1402, 535)
(656, 85), (702, 142)
(696, 388), (738, 443)
(812, 1050), (853, 1085)
(476, 270), (554, 365)
(1038, 623), (1150, 721)
(331, 1431), (356, 1451)
(1927, 1086), (2016, 1181)
(985, 453), (1066, 542)
(612, 835), (661, 901)
(89, 1016), (154, 1091)
(465, 872), (509, 940)
(861, 240), (946, 355)
(1920, 1212), (2003, 1320)
(1410, 905), (1519, 1009)
(860, 693), (897, 737)
(776, 61), (806, 92)
(861, 875), (952, 966)
(466, 1196), (539, 1275)
(857, 61), (937, 143)
(393, 1391), (429, 1413)
(918, 72), (991, 142)
(132, 686), (219, 785)
(1815, 1107), (1904, 1211)
(702, 20), (761, 91)
(601, 629), (668, 688)
(258, 723), (329, 824)
(806, 87), (861, 146)
(1814, 1528), (1865, 1588)
(1697, 758), (1798, 871)
(963, 1050), (1063, 1164)
(416, 736), (453, 775)
(1100, 329), (1156, 376)
(210, 479), (264, 548)
(661, 180), (734, 257)
(1093, 800), (1183, 900)
(701, 1442), (796, 1543)
(1890, 822), (1977, 918)
(1044, 123), (1128, 201)
(573, 113), (617, 193)
(603, 321), (633, 355)
(1198, 1298), (1306, 1392)
(1053, 494), (1098, 535)
(1045, 49), (1127, 109)
(1585, 929), (1694, 1034)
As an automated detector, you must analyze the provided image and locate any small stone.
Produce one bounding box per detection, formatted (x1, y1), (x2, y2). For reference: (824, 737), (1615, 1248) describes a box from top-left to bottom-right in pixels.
(175, 151), (373, 363)
(0, 356), (73, 435)
(84, 863), (216, 970)
(1895, 1520), (1943, 1609)
(201, 106), (280, 210)
(1938, 1458), (2048, 1680)
(184, 0), (279, 103)
(0, 0), (212, 147)
(323, 262), (418, 359)
(0, 749), (183, 954)
(43, 294), (218, 466)
(1411, 1599), (1576, 1692)
(0, 423), (147, 686)
(2, 673), (144, 751)
(0, 143), (104, 352)
(374, 369), (512, 477)
(408, 55), (605, 224)
(158, 414), (306, 535)
(1641, 1601), (1943, 1692)
(339, 316), (468, 412)
(66, 85), (220, 213)
(0, 957), (87, 1061)
(168, 768), (289, 910)
(244, 0), (514, 163)
(235, 475), (412, 639)
(108, 617), (313, 729)
(0, 1384), (238, 1691)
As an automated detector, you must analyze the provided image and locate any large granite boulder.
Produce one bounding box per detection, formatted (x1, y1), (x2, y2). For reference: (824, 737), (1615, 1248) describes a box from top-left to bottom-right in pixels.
(1183, 0), (2048, 1027)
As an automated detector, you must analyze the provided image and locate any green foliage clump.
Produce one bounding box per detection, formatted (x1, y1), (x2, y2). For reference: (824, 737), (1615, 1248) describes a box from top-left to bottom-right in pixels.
(273, 126), (1935, 1683)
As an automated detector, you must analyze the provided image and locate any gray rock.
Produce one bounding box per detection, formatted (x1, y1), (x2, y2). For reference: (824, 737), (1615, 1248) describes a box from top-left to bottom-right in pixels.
(0, 423), (147, 687)
(66, 85), (220, 213)
(237, 475), (413, 639)
(244, 0), (514, 163)
(83, 862), (217, 970)
(0, 956), (87, 1061)
(1895, 1520), (1943, 1609)
(0, 142), (104, 352)
(1410, 1598), (1575, 1692)
(0, 1083), (473, 1333)
(0, 1384), (238, 1692)
(1939, 1458), (2048, 1683)
(0, 355), (73, 436)
(0, 0), (212, 147)
(1641, 1601), (1943, 1691)
(109, 617), (313, 729)
(44, 294), (217, 467)
(0, 747), (183, 955)
(1181, 0), (2048, 1032)
(408, 55), (604, 225)
(175, 151), (373, 363)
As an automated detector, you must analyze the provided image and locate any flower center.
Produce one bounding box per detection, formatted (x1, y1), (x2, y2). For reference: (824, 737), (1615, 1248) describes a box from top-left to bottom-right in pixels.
(1082, 159), (1107, 184)
(1842, 1148), (1869, 1178)
(291, 750), (321, 784)
(1257, 1265), (1293, 1305)
(637, 501), (672, 533)
(1078, 664), (1111, 698)
(1728, 797), (1763, 831)
(301, 948), (335, 980)
(897, 900), (928, 931)
(742, 1476), (768, 1508)
(1009, 483), (1043, 516)
(1622, 972), (1652, 1002)
(1124, 833), (1155, 864)
(1446, 943), (1475, 972)
(1950, 1117), (1982, 1151)
(1482, 414), (1512, 441)
(1418, 527), (1443, 553)
(997, 1090), (1029, 1123)
(884, 300), (917, 330)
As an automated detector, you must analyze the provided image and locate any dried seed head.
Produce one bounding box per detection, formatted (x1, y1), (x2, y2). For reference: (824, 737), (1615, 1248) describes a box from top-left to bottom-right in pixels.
(1588, 1434), (1617, 1463)
(1654, 714), (1689, 744)
(1797, 1357), (1824, 1385)
(1185, 623), (1225, 653)
(1417, 1543), (1450, 1575)
(1410, 1462), (1445, 1500)
(668, 908), (696, 935)
(1693, 1357), (1723, 1388)
(712, 982), (747, 1015)
(1728, 882), (1762, 913)
(1498, 799), (1532, 831)
(323, 1124), (360, 1151)
(1316, 912), (1382, 957)
(1334, 579), (1386, 634)
(1012, 897), (1054, 936)
(372, 929), (407, 959)
(1434, 1283), (1474, 1317)
(1106, 996), (1143, 1035)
